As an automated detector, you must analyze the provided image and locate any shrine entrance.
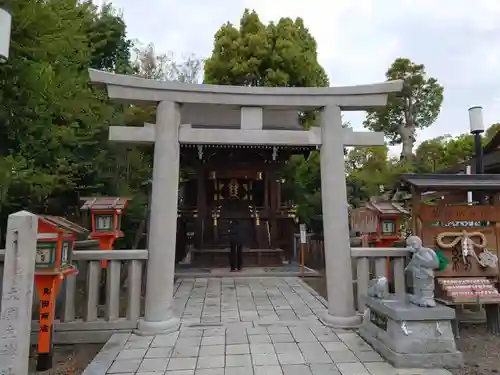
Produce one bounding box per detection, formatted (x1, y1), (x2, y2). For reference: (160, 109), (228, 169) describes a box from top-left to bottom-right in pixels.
(89, 67), (403, 333)
(178, 145), (310, 266)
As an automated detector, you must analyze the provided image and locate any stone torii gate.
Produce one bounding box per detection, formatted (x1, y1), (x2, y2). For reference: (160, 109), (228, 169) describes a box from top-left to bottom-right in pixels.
(89, 69), (403, 335)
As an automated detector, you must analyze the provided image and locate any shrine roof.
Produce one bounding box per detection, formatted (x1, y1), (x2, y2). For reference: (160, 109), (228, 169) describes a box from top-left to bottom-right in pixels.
(364, 201), (409, 215)
(399, 173), (500, 191)
(80, 197), (130, 210)
(38, 215), (88, 234)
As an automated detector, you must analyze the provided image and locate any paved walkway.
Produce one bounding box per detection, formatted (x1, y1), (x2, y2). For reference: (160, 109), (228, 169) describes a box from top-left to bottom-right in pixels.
(84, 277), (453, 375)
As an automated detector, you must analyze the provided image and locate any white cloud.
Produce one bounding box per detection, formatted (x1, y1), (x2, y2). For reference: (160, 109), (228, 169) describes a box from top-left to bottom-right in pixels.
(98, 0), (500, 154)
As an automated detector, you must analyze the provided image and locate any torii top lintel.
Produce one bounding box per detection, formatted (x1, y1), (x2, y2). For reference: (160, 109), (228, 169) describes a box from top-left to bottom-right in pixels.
(88, 69), (403, 110)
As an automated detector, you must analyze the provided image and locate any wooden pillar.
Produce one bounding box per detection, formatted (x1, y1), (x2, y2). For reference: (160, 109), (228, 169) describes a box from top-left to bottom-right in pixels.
(197, 167), (206, 250)
(264, 171), (270, 210)
(411, 187), (421, 237)
(269, 169), (278, 248)
(276, 180), (282, 209)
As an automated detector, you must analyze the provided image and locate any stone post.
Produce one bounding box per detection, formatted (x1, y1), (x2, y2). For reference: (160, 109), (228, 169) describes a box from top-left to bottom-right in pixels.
(0, 211), (38, 375)
(136, 101), (181, 335)
(319, 105), (361, 328)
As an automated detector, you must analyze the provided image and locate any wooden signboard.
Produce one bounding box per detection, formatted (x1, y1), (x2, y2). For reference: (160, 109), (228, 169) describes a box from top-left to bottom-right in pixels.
(419, 204), (500, 223)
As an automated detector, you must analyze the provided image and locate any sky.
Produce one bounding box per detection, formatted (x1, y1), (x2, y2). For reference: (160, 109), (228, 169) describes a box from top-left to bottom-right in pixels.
(96, 0), (500, 154)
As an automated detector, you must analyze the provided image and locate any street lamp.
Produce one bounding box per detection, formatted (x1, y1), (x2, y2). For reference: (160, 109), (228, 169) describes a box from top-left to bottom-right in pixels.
(0, 6), (12, 63)
(469, 106), (485, 175)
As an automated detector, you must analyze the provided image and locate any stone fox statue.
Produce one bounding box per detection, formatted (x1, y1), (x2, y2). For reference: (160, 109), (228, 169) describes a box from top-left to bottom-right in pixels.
(406, 236), (440, 307)
(367, 277), (388, 299)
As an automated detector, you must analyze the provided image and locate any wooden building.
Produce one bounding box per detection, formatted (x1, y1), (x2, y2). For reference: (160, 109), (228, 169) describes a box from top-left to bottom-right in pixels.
(175, 144), (313, 267)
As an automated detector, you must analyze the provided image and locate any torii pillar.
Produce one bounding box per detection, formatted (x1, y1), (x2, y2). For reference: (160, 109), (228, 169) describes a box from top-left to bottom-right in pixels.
(138, 101), (181, 335)
(320, 105), (363, 327)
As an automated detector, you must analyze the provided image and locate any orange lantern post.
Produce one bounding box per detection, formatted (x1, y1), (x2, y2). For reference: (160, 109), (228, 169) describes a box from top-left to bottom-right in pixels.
(34, 215), (87, 371)
(80, 197), (130, 267)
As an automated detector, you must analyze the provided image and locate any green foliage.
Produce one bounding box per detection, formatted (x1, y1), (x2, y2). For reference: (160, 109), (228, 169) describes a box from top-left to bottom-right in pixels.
(364, 58), (444, 159)
(0, 0), (211, 247)
(282, 152), (321, 225)
(87, 3), (134, 74)
(345, 146), (411, 207)
(0, 0), (138, 244)
(485, 123), (500, 144)
(204, 9), (328, 87)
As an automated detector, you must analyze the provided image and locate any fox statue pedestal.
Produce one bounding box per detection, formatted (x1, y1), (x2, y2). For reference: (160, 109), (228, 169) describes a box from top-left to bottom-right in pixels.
(359, 295), (463, 368)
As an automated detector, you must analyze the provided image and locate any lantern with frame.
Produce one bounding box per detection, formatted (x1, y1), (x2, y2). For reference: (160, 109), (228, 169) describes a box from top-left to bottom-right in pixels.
(36, 215), (87, 271)
(80, 196), (130, 266)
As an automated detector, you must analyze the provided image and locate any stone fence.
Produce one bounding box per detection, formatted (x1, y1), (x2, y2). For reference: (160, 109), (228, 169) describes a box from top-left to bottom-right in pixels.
(0, 247), (147, 344)
(0, 245), (411, 345)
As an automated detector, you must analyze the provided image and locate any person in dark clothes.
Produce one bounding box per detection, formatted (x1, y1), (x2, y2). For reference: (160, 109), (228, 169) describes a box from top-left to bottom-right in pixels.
(228, 219), (243, 271)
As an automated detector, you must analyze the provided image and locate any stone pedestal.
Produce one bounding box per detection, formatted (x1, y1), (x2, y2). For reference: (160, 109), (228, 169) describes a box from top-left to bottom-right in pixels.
(358, 295), (463, 369)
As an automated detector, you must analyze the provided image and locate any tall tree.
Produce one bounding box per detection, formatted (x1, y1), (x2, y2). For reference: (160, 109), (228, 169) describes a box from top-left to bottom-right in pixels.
(87, 3), (134, 74)
(364, 58), (444, 160)
(204, 9), (328, 87)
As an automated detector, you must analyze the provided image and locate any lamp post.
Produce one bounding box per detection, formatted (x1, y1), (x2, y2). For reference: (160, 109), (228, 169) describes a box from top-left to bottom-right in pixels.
(469, 106), (485, 175)
(0, 6), (12, 63)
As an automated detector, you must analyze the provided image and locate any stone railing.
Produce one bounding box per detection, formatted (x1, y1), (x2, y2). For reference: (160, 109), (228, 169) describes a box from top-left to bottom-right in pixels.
(0, 249), (147, 344)
(351, 247), (410, 311)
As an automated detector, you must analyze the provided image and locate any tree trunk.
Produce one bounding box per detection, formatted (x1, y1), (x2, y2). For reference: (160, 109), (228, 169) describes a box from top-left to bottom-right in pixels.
(120, 216), (147, 288)
(400, 131), (414, 160)
(132, 218), (146, 250)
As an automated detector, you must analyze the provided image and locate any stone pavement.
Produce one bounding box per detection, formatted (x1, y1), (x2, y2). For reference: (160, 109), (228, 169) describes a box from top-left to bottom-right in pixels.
(84, 277), (453, 375)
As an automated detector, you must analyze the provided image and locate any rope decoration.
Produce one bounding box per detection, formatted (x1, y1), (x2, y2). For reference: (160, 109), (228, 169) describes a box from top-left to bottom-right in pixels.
(436, 231), (498, 268)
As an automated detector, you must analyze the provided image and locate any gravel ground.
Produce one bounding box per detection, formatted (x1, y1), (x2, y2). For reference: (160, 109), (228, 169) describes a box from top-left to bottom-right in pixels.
(303, 276), (500, 375)
(28, 344), (102, 375)
(451, 324), (500, 375)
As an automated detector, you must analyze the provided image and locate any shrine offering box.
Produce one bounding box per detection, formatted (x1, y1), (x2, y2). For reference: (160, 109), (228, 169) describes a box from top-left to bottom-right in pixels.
(436, 277), (500, 304)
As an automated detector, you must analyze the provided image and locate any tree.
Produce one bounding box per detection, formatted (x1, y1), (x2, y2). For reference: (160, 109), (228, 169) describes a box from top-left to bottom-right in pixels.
(414, 134), (475, 172)
(484, 123), (500, 144)
(204, 9), (328, 88)
(132, 43), (204, 83)
(364, 58), (444, 160)
(0, 0), (137, 243)
(87, 3), (134, 74)
(345, 146), (404, 207)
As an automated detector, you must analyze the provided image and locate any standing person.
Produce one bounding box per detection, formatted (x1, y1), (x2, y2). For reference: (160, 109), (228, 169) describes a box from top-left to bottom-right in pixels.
(228, 219), (243, 271)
